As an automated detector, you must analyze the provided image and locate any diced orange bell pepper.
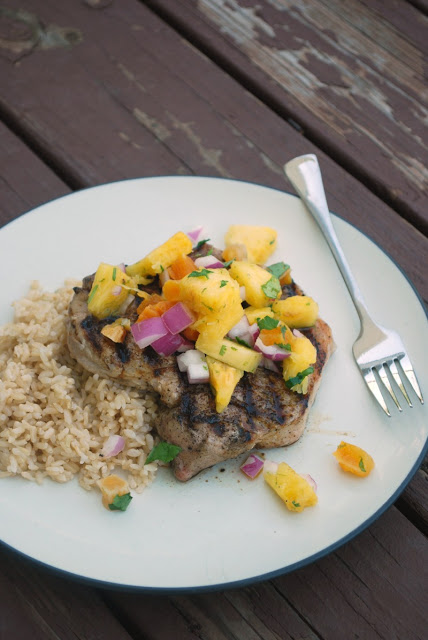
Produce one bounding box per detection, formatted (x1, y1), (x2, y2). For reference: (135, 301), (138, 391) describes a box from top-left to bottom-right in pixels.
(162, 280), (181, 301)
(168, 255), (196, 280)
(182, 326), (199, 342)
(333, 441), (375, 477)
(136, 293), (164, 315)
(101, 324), (127, 343)
(137, 300), (176, 322)
(279, 268), (292, 285)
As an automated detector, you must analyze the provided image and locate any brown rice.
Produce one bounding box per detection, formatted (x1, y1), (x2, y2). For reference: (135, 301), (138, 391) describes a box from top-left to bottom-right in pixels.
(0, 281), (160, 493)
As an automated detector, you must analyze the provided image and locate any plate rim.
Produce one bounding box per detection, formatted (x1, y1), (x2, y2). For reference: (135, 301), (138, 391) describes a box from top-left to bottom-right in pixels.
(1, 175), (427, 592)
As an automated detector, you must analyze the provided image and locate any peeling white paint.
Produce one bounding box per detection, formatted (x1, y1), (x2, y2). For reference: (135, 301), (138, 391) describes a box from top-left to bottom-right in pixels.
(133, 108), (171, 142)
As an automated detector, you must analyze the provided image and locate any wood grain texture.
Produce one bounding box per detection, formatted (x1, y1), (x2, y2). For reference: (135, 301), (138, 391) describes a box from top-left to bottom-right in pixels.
(0, 544), (134, 640)
(0, 121), (69, 227)
(102, 507), (427, 640)
(147, 0), (428, 233)
(0, 0), (427, 302)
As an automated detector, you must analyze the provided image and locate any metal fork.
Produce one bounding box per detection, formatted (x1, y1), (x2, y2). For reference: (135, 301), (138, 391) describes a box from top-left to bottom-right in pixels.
(284, 154), (424, 416)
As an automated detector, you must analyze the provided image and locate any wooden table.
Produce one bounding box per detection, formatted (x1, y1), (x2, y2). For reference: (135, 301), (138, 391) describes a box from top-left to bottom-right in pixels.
(1, 1), (427, 637)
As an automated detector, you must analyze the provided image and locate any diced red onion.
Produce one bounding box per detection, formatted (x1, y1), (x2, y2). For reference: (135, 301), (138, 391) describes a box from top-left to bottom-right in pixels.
(187, 362), (210, 384)
(293, 329), (305, 338)
(248, 323), (260, 341)
(187, 226), (204, 244)
(112, 285), (122, 296)
(254, 336), (290, 361)
(259, 356), (280, 373)
(239, 286), (246, 301)
(102, 435), (125, 458)
(194, 256), (224, 269)
(151, 332), (185, 356)
(301, 474), (317, 492)
(162, 302), (195, 335)
(131, 316), (168, 349)
(177, 349), (206, 372)
(117, 263), (126, 273)
(263, 459), (279, 475)
(240, 454), (264, 479)
(159, 268), (170, 287)
(228, 315), (250, 339)
(176, 339), (195, 353)
(117, 294), (135, 315)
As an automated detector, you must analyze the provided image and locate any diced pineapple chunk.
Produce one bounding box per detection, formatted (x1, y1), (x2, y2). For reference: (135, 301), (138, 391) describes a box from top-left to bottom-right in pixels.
(264, 462), (318, 512)
(178, 268), (244, 340)
(126, 232), (193, 277)
(225, 225), (277, 264)
(97, 474), (132, 511)
(244, 306), (275, 325)
(282, 334), (317, 394)
(88, 263), (135, 320)
(196, 334), (261, 372)
(229, 261), (281, 307)
(272, 296), (318, 328)
(206, 356), (244, 412)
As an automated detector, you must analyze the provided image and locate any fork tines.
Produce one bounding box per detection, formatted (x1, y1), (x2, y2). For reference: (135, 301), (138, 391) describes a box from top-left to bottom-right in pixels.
(362, 356), (424, 417)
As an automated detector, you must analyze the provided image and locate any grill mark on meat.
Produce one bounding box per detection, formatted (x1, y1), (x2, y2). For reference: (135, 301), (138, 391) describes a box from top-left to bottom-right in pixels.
(81, 315), (102, 352)
(116, 342), (131, 363)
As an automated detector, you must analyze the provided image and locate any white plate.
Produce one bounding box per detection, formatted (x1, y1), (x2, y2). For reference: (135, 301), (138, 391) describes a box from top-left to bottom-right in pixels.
(0, 177), (427, 591)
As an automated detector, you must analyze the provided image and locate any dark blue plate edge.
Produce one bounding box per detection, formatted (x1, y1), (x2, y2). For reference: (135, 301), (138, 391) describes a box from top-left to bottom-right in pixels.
(1, 175), (427, 594)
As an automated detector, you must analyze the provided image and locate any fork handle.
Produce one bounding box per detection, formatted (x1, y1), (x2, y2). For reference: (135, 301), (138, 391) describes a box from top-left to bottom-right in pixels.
(284, 154), (373, 328)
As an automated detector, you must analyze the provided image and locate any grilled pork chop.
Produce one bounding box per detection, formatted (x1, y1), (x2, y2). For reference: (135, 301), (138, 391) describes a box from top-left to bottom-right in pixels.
(67, 249), (334, 480)
(158, 317), (333, 480)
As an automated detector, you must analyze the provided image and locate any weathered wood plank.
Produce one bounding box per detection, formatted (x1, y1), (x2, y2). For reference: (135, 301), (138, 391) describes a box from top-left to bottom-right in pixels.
(0, 121), (69, 227)
(0, 544), (134, 640)
(396, 466), (428, 536)
(0, 0), (427, 302)
(103, 506), (427, 640)
(147, 0), (428, 233)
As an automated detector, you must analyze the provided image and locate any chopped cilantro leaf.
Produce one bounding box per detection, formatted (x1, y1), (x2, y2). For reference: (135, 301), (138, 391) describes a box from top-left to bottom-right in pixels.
(220, 280), (228, 288)
(285, 366), (314, 389)
(145, 441), (182, 465)
(206, 247), (214, 256)
(266, 261), (290, 279)
(269, 238), (275, 245)
(276, 342), (291, 351)
(87, 284), (98, 304)
(188, 269), (213, 279)
(160, 265), (164, 272)
(261, 276), (281, 299)
(257, 316), (279, 330)
(359, 457), (366, 473)
(203, 303), (214, 311)
(109, 493), (132, 512)
(223, 258), (235, 268)
(219, 345), (227, 356)
(195, 238), (210, 250)
(231, 347), (237, 351)
(281, 325), (287, 338)
(292, 500), (300, 508)
(112, 267), (117, 281)
(235, 336), (251, 348)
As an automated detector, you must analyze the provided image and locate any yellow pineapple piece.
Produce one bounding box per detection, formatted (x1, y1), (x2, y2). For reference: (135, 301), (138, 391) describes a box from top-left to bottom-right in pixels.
(222, 243), (248, 262)
(225, 225), (277, 264)
(229, 261), (281, 307)
(282, 334), (317, 393)
(88, 263), (135, 320)
(126, 231), (193, 277)
(272, 296), (319, 328)
(196, 334), (261, 373)
(264, 462), (318, 512)
(206, 356), (244, 412)
(97, 474), (132, 511)
(178, 267), (244, 339)
(244, 306), (275, 325)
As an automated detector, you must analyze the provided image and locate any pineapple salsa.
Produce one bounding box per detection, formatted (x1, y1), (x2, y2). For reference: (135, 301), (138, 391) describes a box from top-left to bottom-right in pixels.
(87, 224), (374, 513)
